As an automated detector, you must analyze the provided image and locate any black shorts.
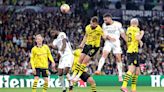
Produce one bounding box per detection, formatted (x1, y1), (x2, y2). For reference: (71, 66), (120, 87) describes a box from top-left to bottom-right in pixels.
(127, 53), (139, 67)
(34, 68), (49, 77)
(80, 72), (90, 82)
(82, 44), (99, 57)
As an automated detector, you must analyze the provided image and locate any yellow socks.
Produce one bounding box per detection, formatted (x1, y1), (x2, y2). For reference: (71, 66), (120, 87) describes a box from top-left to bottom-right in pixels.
(32, 79), (38, 92)
(72, 64), (81, 78)
(131, 74), (138, 91)
(91, 84), (97, 92)
(42, 81), (48, 92)
(76, 64), (86, 78)
(122, 71), (132, 88)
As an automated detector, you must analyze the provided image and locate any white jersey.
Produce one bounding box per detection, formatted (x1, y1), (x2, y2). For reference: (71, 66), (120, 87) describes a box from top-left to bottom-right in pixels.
(103, 21), (124, 43)
(102, 21), (124, 54)
(53, 32), (73, 57)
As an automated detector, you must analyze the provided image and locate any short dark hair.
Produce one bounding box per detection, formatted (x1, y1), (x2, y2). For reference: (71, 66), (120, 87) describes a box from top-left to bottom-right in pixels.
(91, 16), (98, 23)
(103, 13), (112, 18)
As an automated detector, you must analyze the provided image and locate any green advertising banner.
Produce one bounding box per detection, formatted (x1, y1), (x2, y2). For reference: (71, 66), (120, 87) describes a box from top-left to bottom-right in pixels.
(93, 75), (151, 86)
(0, 75), (164, 88)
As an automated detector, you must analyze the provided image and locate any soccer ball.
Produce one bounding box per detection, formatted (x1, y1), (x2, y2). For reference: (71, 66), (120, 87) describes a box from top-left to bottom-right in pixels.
(60, 4), (70, 13)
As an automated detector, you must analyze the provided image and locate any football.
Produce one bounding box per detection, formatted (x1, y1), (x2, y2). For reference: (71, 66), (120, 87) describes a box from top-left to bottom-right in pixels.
(60, 4), (70, 13)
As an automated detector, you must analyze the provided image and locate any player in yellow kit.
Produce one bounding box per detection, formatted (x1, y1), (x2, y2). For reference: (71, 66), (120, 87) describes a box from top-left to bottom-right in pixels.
(30, 34), (55, 92)
(121, 18), (144, 92)
(71, 49), (97, 92)
(71, 16), (104, 82)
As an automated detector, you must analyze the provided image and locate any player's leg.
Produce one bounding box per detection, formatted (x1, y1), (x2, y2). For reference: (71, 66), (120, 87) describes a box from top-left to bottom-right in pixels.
(32, 68), (40, 92)
(58, 68), (66, 92)
(115, 53), (123, 81)
(71, 53), (86, 79)
(75, 47), (99, 81)
(131, 54), (140, 92)
(131, 67), (140, 92)
(95, 50), (109, 75)
(121, 54), (136, 92)
(58, 60), (66, 92)
(64, 67), (73, 92)
(42, 69), (49, 92)
(121, 65), (135, 92)
(95, 43), (111, 75)
(72, 45), (90, 79)
(113, 45), (123, 81)
(87, 77), (97, 92)
(72, 55), (91, 82)
(73, 46), (99, 82)
(80, 72), (97, 92)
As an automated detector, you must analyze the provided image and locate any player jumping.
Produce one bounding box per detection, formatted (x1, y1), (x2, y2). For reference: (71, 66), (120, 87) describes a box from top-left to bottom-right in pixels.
(71, 48), (97, 92)
(30, 34), (55, 92)
(71, 16), (104, 82)
(121, 18), (144, 92)
(95, 13), (126, 82)
(51, 30), (74, 92)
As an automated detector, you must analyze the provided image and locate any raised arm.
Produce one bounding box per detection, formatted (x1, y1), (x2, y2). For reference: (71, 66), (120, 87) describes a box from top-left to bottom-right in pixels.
(136, 30), (144, 40)
(121, 32), (127, 42)
(79, 34), (87, 48)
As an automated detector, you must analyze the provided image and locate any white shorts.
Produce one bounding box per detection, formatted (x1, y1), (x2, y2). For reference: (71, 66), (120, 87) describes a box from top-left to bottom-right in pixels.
(103, 41), (122, 54)
(58, 54), (74, 69)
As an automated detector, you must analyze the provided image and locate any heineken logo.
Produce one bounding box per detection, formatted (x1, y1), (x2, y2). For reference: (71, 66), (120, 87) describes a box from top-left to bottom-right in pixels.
(1, 75), (164, 88)
(0, 75), (87, 88)
(151, 75), (164, 87)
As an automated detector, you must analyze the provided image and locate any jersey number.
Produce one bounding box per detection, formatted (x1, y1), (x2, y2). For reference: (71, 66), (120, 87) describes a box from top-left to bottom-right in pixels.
(127, 33), (132, 42)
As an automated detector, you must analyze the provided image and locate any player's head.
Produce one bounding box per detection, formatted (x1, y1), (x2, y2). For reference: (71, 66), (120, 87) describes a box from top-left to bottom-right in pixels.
(90, 16), (99, 29)
(35, 34), (44, 45)
(130, 18), (139, 26)
(103, 13), (113, 25)
(50, 29), (59, 39)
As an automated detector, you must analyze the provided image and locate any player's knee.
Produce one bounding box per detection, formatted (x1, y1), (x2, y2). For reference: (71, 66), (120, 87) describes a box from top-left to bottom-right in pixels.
(79, 54), (85, 63)
(83, 56), (91, 64)
(34, 76), (39, 80)
(64, 68), (70, 74)
(135, 69), (140, 75)
(87, 77), (95, 85)
(116, 55), (121, 61)
(102, 51), (108, 58)
(128, 66), (135, 73)
(135, 72), (139, 75)
(44, 77), (48, 82)
(58, 72), (63, 76)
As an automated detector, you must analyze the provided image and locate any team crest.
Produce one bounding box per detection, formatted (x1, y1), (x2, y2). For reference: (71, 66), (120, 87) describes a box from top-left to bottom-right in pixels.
(89, 49), (95, 55)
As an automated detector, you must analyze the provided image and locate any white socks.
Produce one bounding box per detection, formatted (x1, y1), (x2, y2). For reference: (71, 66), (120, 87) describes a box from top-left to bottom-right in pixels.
(59, 76), (66, 90)
(98, 56), (123, 77)
(117, 62), (123, 77)
(97, 57), (105, 71)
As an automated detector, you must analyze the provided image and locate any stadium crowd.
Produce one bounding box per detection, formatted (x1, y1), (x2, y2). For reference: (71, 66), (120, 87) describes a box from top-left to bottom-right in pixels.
(0, 0), (164, 76)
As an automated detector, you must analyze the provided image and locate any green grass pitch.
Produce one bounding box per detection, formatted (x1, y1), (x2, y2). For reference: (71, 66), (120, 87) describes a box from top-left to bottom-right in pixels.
(1, 86), (163, 92)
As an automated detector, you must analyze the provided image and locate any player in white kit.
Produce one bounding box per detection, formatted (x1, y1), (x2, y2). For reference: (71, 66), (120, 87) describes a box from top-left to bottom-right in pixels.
(95, 14), (126, 82)
(51, 30), (74, 92)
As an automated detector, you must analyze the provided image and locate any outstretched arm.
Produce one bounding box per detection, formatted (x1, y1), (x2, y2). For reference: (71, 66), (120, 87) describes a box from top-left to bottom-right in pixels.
(79, 34), (87, 48)
(121, 32), (127, 42)
(136, 30), (144, 40)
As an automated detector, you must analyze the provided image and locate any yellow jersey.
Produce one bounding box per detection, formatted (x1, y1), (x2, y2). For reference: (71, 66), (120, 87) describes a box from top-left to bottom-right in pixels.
(85, 24), (103, 47)
(30, 44), (54, 69)
(126, 26), (140, 53)
(72, 49), (82, 71)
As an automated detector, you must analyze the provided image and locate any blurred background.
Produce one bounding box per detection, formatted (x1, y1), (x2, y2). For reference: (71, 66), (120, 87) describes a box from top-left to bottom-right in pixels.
(0, 0), (163, 76)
